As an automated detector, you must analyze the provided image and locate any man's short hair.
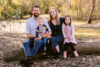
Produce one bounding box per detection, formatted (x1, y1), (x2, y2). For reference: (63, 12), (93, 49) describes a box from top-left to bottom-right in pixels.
(32, 6), (40, 11)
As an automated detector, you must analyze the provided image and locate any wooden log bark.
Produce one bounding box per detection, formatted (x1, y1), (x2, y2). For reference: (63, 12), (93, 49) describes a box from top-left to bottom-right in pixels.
(76, 42), (100, 53)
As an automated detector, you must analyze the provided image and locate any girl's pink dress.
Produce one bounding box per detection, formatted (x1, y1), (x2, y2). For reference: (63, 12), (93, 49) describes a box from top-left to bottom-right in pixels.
(62, 23), (77, 44)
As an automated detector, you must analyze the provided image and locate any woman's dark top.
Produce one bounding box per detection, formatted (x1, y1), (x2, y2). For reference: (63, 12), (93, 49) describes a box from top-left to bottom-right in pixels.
(49, 17), (65, 37)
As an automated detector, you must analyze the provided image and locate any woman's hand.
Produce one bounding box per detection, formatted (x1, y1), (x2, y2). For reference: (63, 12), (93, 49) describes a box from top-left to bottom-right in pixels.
(48, 35), (52, 38)
(35, 38), (41, 40)
(36, 35), (42, 40)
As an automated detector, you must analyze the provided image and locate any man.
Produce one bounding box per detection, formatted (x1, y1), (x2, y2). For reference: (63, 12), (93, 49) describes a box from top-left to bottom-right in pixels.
(23, 6), (51, 61)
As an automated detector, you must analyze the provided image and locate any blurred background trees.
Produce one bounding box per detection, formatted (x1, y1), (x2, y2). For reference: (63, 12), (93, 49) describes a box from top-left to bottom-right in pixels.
(0, 0), (99, 23)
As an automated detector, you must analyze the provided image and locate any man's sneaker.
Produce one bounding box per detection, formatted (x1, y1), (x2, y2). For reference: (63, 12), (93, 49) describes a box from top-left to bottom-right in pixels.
(27, 56), (33, 61)
(20, 58), (33, 65)
(26, 56), (33, 65)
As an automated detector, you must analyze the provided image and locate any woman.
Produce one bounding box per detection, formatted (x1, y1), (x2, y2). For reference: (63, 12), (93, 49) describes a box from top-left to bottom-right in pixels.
(48, 7), (64, 57)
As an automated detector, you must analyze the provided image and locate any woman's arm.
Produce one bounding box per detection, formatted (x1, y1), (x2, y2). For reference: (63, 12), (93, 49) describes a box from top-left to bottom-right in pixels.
(43, 18), (51, 32)
(62, 23), (67, 38)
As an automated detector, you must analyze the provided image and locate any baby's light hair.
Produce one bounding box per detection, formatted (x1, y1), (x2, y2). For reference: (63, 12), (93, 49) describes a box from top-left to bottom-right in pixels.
(37, 17), (43, 20)
(37, 17), (44, 22)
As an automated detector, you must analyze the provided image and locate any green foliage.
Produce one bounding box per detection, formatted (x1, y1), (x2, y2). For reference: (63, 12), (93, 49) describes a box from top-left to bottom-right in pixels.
(0, 0), (5, 4)
(0, 0), (99, 21)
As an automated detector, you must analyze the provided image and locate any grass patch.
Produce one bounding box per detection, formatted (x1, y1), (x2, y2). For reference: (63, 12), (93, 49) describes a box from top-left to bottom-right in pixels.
(73, 20), (87, 23)
(75, 28), (100, 39)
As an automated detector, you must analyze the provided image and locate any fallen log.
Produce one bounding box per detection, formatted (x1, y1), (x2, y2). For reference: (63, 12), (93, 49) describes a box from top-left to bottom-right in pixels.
(2, 41), (100, 60)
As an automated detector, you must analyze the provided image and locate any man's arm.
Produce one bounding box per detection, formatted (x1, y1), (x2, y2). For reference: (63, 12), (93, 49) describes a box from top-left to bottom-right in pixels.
(26, 20), (36, 38)
(43, 18), (52, 36)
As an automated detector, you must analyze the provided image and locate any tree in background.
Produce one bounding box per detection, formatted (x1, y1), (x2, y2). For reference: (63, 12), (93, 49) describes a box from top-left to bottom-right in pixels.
(0, 0), (100, 22)
(88, 0), (96, 24)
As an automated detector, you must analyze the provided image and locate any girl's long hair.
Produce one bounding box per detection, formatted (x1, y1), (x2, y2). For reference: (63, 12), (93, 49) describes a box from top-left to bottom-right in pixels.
(64, 15), (72, 26)
(48, 7), (60, 25)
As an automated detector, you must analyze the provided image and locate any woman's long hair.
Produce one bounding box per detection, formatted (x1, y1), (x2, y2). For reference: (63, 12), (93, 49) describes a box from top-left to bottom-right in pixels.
(48, 7), (60, 25)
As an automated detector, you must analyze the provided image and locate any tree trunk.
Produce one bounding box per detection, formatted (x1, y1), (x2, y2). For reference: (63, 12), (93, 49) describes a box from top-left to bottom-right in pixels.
(88, 0), (96, 24)
(20, 14), (23, 19)
(7, 0), (12, 6)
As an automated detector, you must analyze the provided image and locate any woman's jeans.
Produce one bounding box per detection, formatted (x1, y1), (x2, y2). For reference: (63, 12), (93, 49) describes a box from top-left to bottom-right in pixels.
(49, 34), (64, 49)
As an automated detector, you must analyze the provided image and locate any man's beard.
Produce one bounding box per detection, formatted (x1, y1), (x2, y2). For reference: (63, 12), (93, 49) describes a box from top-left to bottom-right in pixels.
(33, 13), (39, 17)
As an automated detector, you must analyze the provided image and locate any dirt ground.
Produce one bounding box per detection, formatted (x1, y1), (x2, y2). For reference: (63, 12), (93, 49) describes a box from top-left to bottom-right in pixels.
(1, 53), (100, 67)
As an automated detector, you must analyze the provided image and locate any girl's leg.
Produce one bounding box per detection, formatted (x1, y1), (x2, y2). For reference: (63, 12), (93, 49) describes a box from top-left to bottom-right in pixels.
(63, 43), (69, 59)
(70, 42), (79, 57)
(63, 51), (67, 59)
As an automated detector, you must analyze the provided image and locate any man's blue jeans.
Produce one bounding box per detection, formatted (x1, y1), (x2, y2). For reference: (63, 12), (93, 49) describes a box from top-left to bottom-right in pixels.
(23, 39), (42, 57)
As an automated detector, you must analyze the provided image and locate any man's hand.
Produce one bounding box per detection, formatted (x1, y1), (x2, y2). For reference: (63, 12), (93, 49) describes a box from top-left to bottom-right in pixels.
(27, 34), (36, 38)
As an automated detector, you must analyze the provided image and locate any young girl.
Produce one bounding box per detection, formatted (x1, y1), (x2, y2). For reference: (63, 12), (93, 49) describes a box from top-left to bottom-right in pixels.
(62, 15), (79, 59)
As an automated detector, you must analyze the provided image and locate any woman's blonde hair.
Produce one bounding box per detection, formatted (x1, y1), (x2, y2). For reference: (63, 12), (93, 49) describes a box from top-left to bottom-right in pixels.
(49, 7), (60, 25)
